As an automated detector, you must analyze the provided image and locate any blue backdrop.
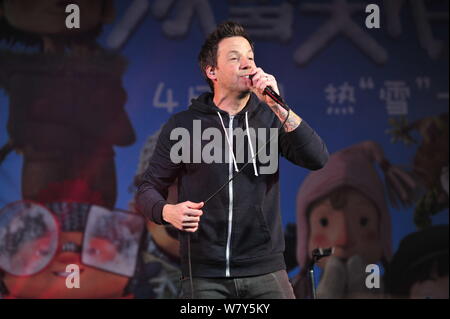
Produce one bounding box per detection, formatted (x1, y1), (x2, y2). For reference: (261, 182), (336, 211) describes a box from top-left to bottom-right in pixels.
(1, 0), (448, 269)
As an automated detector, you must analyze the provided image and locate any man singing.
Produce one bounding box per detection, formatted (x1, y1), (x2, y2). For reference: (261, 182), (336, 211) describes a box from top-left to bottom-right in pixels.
(136, 21), (329, 299)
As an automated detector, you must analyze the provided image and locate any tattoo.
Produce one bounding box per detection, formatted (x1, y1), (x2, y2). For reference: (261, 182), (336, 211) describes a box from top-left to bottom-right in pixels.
(271, 105), (302, 132)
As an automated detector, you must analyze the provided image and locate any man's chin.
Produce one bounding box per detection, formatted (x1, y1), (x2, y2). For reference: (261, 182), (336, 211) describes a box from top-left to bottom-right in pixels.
(238, 90), (251, 99)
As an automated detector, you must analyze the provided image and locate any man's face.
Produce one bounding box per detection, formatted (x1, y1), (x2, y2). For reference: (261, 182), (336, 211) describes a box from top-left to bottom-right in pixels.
(1, 0), (111, 35)
(213, 36), (256, 95)
(307, 189), (383, 268)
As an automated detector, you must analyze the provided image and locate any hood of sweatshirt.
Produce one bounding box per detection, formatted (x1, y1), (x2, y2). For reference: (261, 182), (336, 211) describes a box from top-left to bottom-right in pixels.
(188, 92), (262, 177)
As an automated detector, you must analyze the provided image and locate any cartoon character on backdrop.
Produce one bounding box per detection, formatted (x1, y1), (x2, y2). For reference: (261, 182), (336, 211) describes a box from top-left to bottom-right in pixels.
(385, 225), (448, 299)
(128, 127), (182, 299)
(0, 0), (135, 208)
(0, 200), (133, 298)
(386, 113), (449, 229)
(291, 141), (419, 299)
(0, 172), (177, 299)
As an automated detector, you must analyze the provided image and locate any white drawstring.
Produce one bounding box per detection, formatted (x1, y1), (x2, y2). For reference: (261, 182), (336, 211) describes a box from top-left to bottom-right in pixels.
(217, 111), (258, 177)
(217, 112), (239, 172)
(245, 112), (259, 176)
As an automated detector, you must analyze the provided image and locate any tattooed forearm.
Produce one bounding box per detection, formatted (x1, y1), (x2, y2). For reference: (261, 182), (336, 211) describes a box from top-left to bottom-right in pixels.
(270, 105), (302, 132)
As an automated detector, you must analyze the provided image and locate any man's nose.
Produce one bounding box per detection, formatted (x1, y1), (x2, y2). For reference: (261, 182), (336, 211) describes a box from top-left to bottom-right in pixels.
(240, 57), (252, 70)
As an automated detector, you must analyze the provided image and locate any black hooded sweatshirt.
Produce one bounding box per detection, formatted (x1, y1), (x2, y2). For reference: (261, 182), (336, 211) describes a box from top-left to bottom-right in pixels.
(136, 92), (329, 278)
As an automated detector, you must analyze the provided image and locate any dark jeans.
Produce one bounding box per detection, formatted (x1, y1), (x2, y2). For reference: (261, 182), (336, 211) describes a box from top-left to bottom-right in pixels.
(180, 270), (295, 299)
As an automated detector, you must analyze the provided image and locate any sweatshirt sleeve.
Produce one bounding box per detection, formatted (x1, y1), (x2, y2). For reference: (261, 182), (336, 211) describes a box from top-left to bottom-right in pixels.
(279, 120), (329, 170)
(135, 116), (182, 224)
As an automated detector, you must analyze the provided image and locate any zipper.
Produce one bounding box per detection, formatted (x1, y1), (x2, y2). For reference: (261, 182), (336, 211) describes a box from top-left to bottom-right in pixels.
(225, 115), (234, 277)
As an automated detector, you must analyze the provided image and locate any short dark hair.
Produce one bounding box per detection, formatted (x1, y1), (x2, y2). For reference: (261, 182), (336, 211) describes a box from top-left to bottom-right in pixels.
(198, 21), (254, 92)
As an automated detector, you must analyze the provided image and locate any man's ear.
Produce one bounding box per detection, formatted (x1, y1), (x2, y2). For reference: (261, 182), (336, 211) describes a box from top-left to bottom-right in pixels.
(101, 0), (116, 24)
(205, 66), (217, 81)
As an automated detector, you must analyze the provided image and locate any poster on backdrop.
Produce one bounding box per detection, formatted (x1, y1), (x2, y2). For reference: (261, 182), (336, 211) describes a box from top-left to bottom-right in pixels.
(0, 0), (448, 302)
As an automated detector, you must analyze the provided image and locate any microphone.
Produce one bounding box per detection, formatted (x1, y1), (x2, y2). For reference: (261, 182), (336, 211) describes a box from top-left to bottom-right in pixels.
(249, 73), (288, 109)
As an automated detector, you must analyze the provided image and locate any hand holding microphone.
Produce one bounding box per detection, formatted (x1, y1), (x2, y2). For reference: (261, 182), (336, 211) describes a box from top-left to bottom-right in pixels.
(162, 201), (204, 233)
(248, 68), (287, 109)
